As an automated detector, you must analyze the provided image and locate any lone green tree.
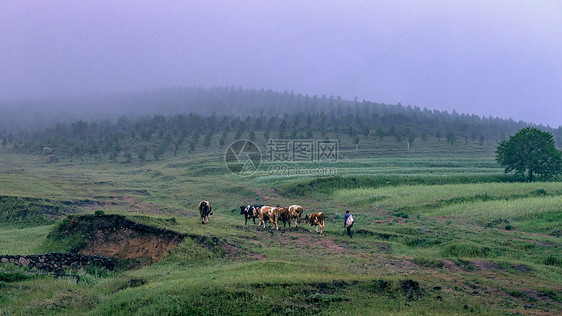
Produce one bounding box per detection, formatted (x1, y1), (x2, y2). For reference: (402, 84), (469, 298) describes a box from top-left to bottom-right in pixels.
(496, 127), (562, 182)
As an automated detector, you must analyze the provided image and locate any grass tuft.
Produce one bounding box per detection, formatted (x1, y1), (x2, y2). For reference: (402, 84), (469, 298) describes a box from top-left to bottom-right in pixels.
(442, 241), (490, 258)
(412, 257), (444, 268)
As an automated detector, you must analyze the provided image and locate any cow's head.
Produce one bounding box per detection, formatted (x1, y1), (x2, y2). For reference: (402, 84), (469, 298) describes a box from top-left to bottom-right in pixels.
(305, 214), (310, 224)
(240, 206), (248, 215)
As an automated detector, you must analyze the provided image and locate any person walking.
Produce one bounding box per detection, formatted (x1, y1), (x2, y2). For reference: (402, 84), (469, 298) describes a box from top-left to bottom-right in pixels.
(344, 210), (354, 238)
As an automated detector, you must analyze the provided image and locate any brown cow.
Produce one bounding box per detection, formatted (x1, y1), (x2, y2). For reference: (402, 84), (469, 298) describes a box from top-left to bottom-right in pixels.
(277, 207), (291, 229)
(258, 206), (279, 230)
(288, 205), (304, 228)
(198, 200), (213, 224)
(305, 212), (325, 234)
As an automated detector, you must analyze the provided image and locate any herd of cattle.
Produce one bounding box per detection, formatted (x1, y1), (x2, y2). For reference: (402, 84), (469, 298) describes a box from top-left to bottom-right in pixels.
(198, 200), (326, 234)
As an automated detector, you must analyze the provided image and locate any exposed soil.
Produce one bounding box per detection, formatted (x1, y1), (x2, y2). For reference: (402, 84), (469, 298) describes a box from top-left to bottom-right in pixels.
(441, 259), (463, 272)
(250, 187), (278, 202)
(511, 263), (532, 273)
(57, 214), (187, 260)
(318, 238), (347, 253)
(471, 260), (504, 271)
(78, 227), (182, 260)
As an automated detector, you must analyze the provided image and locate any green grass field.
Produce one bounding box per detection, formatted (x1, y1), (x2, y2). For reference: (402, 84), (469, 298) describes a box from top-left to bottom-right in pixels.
(0, 142), (561, 315)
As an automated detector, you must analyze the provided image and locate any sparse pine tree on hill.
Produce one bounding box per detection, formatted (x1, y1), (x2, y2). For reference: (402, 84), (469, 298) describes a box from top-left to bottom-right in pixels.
(362, 127), (369, 138)
(479, 135), (485, 146)
(291, 128), (297, 139)
(124, 151), (132, 162)
(375, 128), (384, 140)
(5, 87), (561, 160)
(203, 134), (212, 147)
(219, 132), (227, 147)
(306, 126), (313, 138)
(446, 132), (456, 146)
(407, 133), (415, 148)
(278, 119), (287, 139)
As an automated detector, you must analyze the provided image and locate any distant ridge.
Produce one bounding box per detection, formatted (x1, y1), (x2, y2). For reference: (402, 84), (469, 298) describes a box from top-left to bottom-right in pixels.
(1, 86), (560, 156)
(1, 86), (557, 131)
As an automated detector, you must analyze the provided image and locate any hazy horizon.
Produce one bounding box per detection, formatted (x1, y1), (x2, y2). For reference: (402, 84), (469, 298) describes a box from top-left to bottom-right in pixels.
(2, 1), (561, 127)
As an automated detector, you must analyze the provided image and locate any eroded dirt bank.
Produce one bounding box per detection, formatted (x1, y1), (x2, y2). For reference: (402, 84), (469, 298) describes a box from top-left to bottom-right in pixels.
(54, 214), (187, 260)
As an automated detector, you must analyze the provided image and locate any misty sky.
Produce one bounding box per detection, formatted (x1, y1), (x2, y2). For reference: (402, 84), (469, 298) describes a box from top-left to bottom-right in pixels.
(1, 1), (561, 126)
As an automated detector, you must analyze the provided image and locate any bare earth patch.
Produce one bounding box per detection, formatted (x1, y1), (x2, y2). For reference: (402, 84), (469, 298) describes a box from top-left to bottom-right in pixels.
(56, 214), (186, 260)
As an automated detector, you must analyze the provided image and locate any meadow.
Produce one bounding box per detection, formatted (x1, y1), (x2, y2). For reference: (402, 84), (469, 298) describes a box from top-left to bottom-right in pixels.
(0, 140), (561, 315)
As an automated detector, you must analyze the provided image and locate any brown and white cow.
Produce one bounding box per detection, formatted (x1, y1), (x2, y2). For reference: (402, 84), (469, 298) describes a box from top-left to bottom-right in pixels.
(288, 205), (304, 228)
(258, 205), (279, 230)
(198, 200), (213, 224)
(305, 212), (325, 234)
(240, 204), (262, 225)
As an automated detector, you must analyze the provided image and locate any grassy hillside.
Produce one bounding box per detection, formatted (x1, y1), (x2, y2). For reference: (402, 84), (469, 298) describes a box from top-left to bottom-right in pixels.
(0, 137), (561, 314)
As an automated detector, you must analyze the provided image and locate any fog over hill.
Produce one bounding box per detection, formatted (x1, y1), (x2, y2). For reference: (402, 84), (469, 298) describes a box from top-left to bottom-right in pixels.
(0, 86), (557, 132)
(2, 87), (561, 157)
(2, 1), (561, 127)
